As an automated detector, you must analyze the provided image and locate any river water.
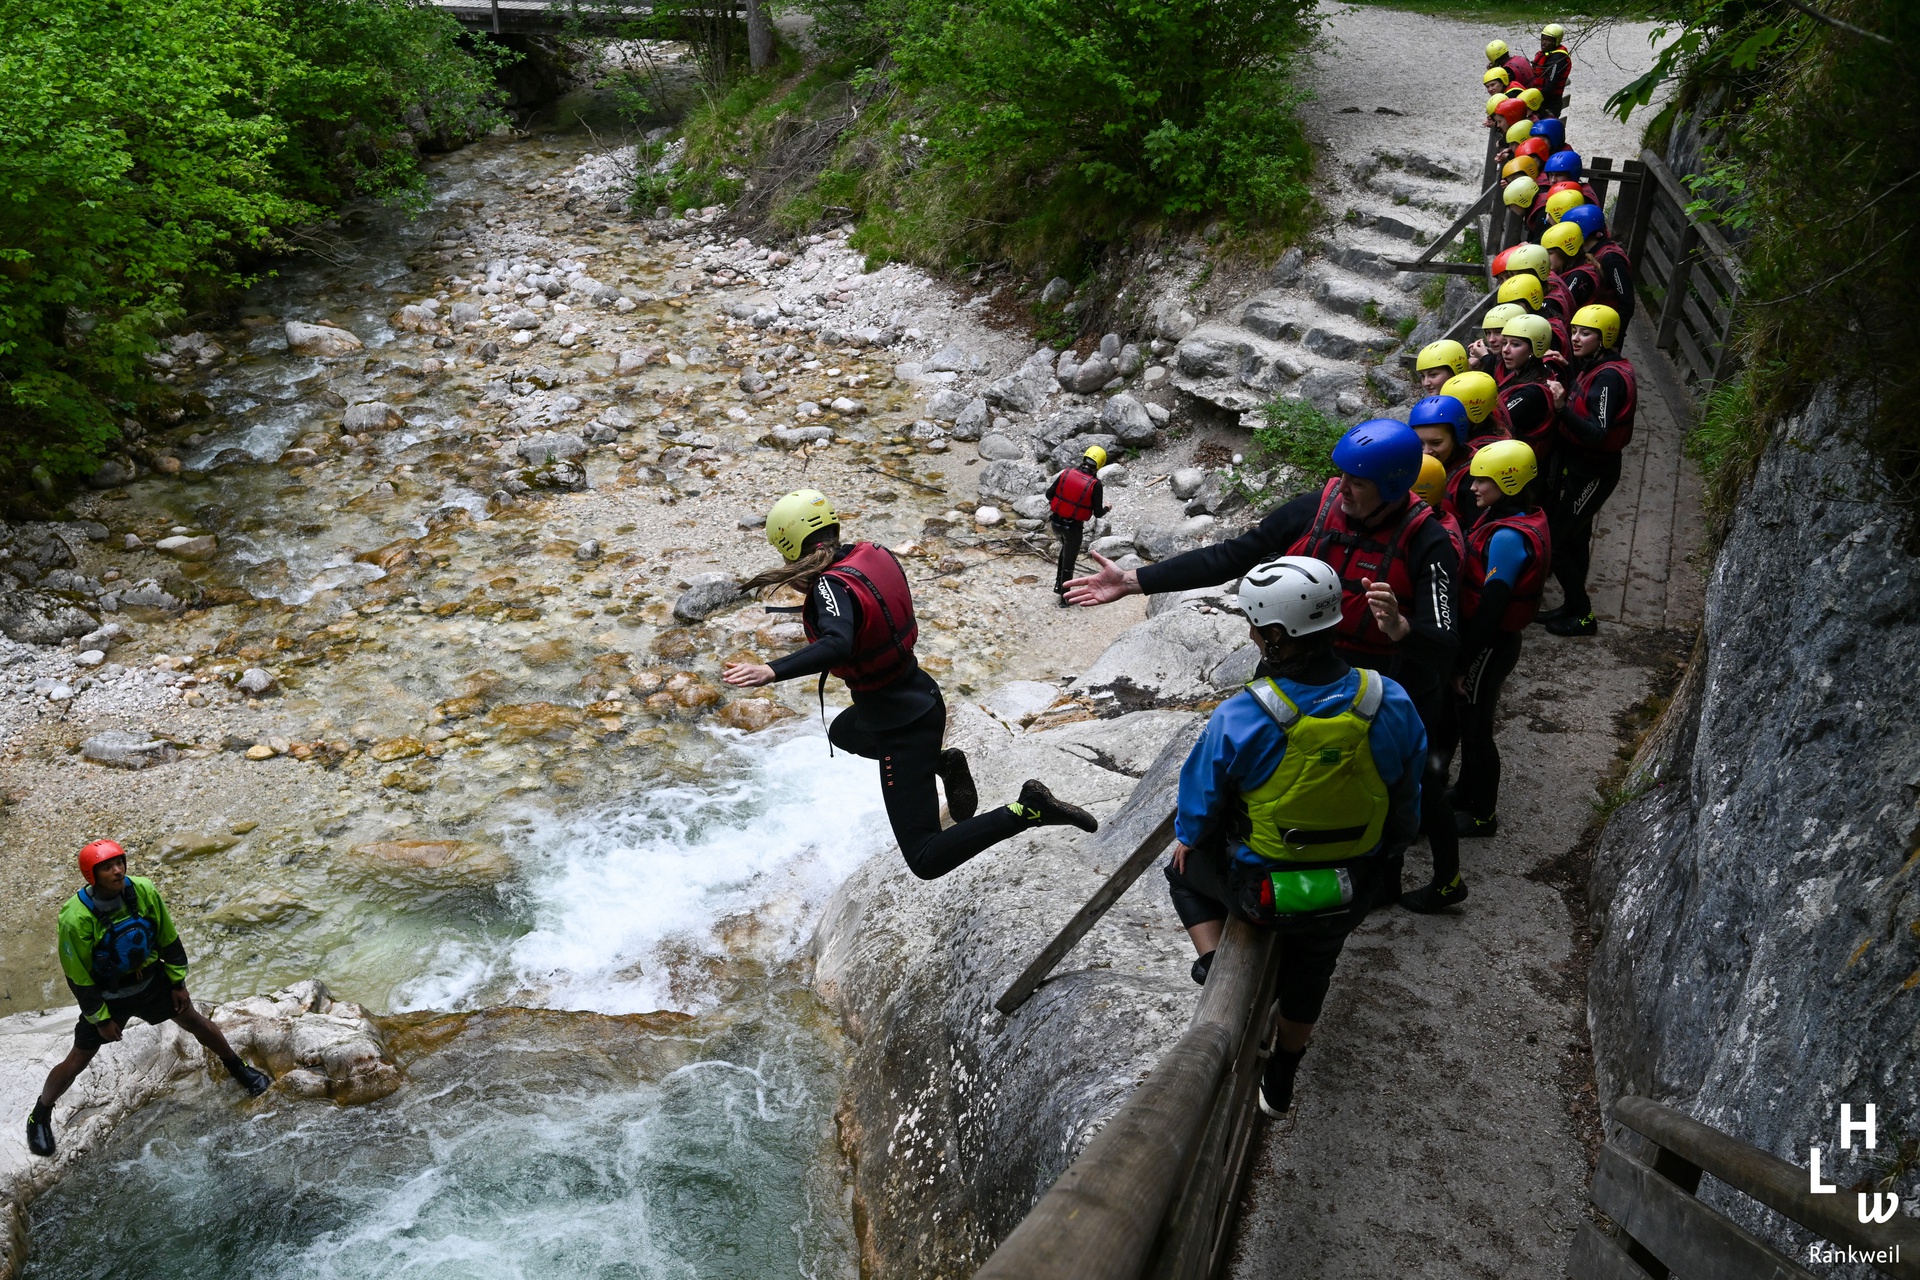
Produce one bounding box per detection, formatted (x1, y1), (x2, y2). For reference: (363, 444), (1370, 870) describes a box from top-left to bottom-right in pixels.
(16, 85), (1007, 1278)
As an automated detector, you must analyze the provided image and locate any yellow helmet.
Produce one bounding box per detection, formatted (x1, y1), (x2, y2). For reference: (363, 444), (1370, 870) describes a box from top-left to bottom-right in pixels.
(1496, 274), (1544, 310)
(1416, 339), (1469, 376)
(1413, 454), (1449, 509)
(1545, 189), (1588, 224)
(1483, 67), (1511, 88)
(1442, 371), (1500, 424)
(1482, 302), (1527, 332)
(1505, 119), (1537, 144)
(1083, 444), (1108, 468)
(1470, 439), (1538, 495)
(1501, 313), (1554, 359)
(1571, 304), (1622, 349)
(1487, 39), (1510, 60)
(1542, 220), (1586, 257)
(1503, 156), (1542, 182)
(1502, 175), (1540, 210)
(1486, 94), (1507, 116)
(766, 488), (839, 561)
(1504, 242), (1551, 283)
(1542, 22), (1565, 39)
(1519, 87), (1544, 111)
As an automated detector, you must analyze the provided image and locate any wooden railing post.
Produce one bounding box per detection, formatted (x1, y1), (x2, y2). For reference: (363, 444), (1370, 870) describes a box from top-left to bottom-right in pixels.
(491, 0), (501, 32)
(1622, 158), (1654, 277)
(1588, 156), (1613, 213)
(1656, 222), (1699, 352)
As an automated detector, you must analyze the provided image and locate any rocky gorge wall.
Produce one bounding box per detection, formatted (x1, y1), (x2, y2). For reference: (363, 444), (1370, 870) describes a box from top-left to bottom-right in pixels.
(1588, 382), (1920, 1254)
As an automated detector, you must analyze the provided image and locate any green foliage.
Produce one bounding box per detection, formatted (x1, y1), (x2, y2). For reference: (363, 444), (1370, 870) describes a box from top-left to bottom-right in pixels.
(791, 0), (1318, 270)
(0, 0), (505, 489)
(1230, 395), (1344, 504)
(1616, 0), (1917, 507)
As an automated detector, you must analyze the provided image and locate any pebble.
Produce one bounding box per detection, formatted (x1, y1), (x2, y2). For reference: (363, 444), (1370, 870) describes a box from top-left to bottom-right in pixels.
(75, 650), (106, 667)
(974, 507), (1004, 527)
(245, 744), (277, 760)
(237, 667), (277, 695)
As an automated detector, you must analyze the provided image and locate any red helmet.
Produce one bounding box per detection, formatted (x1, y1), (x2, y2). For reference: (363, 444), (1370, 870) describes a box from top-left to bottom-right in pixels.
(79, 839), (126, 885)
(1494, 99), (1528, 126)
(1514, 138), (1552, 163)
(1489, 246), (1516, 276)
(1547, 180), (1585, 199)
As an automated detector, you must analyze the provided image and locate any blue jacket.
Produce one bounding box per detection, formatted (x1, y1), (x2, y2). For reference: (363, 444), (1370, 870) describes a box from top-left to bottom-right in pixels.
(1176, 664), (1428, 864)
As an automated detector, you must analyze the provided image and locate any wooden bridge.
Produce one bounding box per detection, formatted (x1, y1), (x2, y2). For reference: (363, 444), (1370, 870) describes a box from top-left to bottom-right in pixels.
(436, 0), (738, 36)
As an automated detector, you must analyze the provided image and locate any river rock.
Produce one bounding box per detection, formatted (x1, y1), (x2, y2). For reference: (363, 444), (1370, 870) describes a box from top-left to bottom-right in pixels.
(973, 506), (1003, 527)
(739, 368), (769, 394)
(673, 573), (742, 622)
(0, 590), (96, 645)
(81, 729), (177, 769)
(348, 839), (512, 886)
(1039, 277), (1072, 306)
(1049, 433), (1117, 474)
(984, 375), (1042, 414)
(516, 433), (586, 465)
(978, 680), (1061, 723)
(1069, 598), (1250, 708)
(237, 667), (277, 695)
(977, 433), (1026, 462)
(813, 706), (1205, 1277)
(1588, 383), (1920, 1254)
(1133, 515), (1217, 561)
(928, 388), (972, 421)
(504, 309), (542, 330)
(715, 697), (797, 732)
(977, 460), (1050, 505)
(950, 398), (990, 442)
(88, 458), (134, 489)
(1115, 343), (1144, 377)
(1175, 337), (1241, 379)
(925, 343), (984, 374)
(1169, 467), (1207, 500)
(284, 321), (363, 355)
(770, 426), (834, 449)
(1184, 472), (1248, 518)
(1098, 393), (1156, 446)
(155, 534), (217, 562)
(1067, 355), (1115, 393)
(344, 401), (403, 432)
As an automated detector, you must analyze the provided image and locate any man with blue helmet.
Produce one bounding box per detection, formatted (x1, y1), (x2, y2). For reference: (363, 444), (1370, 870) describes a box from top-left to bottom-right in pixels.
(1408, 393), (1485, 522)
(1530, 117), (1568, 155)
(1065, 419), (1468, 911)
(1541, 150), (1602, 208)
(1561, 204), (1635, 325)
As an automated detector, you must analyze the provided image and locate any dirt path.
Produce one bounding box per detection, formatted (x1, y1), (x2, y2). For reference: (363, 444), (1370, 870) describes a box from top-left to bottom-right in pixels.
(1225, 11), (1701, 1278)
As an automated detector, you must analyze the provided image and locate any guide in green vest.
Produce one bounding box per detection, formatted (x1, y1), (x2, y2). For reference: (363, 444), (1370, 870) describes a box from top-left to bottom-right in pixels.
(26, 839), (273, 1158)
(1162, 557), (1427, 1117)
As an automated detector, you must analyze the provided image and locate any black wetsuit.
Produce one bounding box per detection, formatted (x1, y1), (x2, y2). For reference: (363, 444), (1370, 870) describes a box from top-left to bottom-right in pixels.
(770, 559), (1028, 879)
(1548, 361), (1631, 618)
(1134, 490), (1461, 894)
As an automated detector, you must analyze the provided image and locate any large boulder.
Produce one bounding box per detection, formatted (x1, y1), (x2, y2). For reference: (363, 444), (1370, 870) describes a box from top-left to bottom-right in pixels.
(1067, 598), (1249, 710)
(0, 591), (96, 645)
(977, 459), (1050, 505)
(1175, 336), (1242, 379)
(985, 374), (1042, 414)
(672, 572), (743, 622)
(284, 321), (363, 356)
(1099, 393), (1157, 446)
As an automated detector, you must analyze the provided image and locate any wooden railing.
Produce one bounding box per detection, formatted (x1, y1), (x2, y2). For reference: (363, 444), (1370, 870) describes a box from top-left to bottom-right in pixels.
(1576, 1096), (1920, 1280)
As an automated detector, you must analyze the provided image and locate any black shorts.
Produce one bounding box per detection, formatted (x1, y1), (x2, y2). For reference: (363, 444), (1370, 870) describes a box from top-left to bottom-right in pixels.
(74, 978), (177, 1050)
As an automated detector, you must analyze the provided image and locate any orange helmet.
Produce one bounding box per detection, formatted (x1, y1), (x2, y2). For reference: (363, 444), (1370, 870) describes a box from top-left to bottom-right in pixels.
(1514, 138), (1552, 164)
(79, 839), (126, 885)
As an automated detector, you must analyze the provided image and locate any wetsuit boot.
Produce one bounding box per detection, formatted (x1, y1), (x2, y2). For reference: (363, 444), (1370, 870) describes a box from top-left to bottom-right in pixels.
(1455, 810), (1499, 839)
(1011, 780), (1099, 833)
(936, 748), (978, 821)
(1190, 949), (1216, 987)
(1400, 875), (1470, 913)
(1545, 611), (1598, 637)
(26, 1102), (54, 1157)
(1259, 1044), (1307, 1117)
(226, 1058), (273, 1097)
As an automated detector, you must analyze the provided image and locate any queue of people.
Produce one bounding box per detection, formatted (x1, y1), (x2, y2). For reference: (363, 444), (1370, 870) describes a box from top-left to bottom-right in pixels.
(26, 23), (1634, 1153)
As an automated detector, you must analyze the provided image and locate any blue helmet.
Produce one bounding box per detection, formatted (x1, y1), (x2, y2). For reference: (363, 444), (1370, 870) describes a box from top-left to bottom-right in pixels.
(1531, 118), (1567, 148)
(1542, 149), (1582, 176)
(1331, 419), (1425, 502)
(1562, 203), (1606, 241)
(1408, 394), (1470, 441)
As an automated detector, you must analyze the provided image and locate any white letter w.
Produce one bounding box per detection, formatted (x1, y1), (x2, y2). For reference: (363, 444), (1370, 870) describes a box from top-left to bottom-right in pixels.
(1859, 1192), (1899, 1225)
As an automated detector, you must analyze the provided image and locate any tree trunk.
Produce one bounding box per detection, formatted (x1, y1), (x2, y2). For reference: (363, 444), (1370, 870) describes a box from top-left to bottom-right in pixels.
(747, 0), (773, 71)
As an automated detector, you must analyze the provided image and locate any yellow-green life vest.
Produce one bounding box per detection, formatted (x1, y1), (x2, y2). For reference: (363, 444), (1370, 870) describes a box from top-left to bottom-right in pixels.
(1240, 671), (1390, 863)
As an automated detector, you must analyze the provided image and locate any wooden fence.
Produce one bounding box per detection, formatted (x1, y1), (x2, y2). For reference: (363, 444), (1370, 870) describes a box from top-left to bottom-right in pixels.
(1575, 1096), (1920, 1280)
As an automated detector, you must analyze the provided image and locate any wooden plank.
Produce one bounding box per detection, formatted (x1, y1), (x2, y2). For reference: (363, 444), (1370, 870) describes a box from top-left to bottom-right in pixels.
(1656, 223), (1700, 351)
(1675, 325), (1713, 387)
(996, 721), (1199, 1014)
(1708, 282), (1744, 390)
(1592, 1145), (1821, 1280)
(1683, 286), (1729, 340)
(1568, 1222), (1656, 1280)
(1621, 161), (1655, 278)
(1398, 182), (1498, 270)
(1614, 1098), (1920, 1277)
(1387, 260), (1490, 277)
(1589, 156), (1615, 211)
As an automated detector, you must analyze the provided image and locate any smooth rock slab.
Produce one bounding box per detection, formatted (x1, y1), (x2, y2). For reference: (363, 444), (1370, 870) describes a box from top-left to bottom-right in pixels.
(284, 322), (363, 356)
(80, 729), (177, 769)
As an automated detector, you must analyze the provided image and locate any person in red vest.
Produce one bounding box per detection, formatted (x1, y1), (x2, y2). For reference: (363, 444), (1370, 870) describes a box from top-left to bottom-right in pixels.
(724, 489), (1099, 877)
(1064, 421), (1465, 913)
(1498, 242), (1577, 329)
(1532, 24), (1573, 116)
(1409, 394), (1478, 523)
(1045, 444), (1112, 604)
(1415, 339), (1469, 396)
(1451, 440), (1551, 840)
(1486, 38), (1536, 89)
(1544, 222), (1603, 316)
(1539, 306), (1636, 637)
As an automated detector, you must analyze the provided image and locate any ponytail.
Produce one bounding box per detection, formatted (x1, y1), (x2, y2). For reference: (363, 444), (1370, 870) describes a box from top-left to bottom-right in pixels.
(738, 525), (842, 598)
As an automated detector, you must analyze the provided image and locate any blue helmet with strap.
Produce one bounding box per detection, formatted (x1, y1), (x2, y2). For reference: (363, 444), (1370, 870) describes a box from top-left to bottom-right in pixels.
(1331, 419), (1425, 502)
(1408, 394), (1470, 443)
(1543, 149), (1582, 176)
(1562, 203), (1606, 241)
(1531, 118), (1567, 148)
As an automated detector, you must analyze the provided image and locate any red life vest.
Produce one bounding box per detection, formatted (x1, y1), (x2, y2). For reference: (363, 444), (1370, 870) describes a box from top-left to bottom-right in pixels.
(1286, 478), (1436, 658)
(1049, 466), (1098, 521)
(1501, 54), (1536, 87)
(1435, 508), (1466, 567)
(1565, 357), (1637, 453)
(1589, 238), (1633, 311)
(804, 542), (920, 691)
(1461, 507), (1552, 631)
(1541, 277), (1576, 323)
(1556, 261), (1603, 311)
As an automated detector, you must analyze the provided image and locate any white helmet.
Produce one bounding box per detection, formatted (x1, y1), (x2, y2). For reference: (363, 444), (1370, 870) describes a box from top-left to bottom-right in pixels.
(1238, 557), (1343, 637)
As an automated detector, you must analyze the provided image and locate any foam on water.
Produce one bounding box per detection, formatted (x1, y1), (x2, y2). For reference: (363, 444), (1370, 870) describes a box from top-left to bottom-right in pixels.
(398, 725), (889, 1014)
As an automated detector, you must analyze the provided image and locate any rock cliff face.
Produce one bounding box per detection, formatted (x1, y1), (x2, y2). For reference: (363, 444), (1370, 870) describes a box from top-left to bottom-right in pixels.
(814, 600), (1245, 1276)
(1589, 385), (1920, 1249)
